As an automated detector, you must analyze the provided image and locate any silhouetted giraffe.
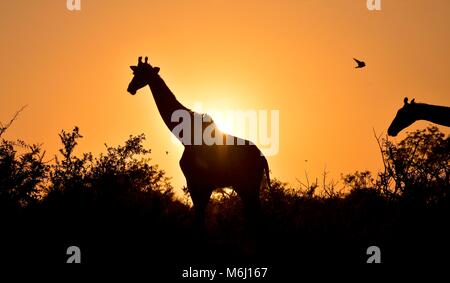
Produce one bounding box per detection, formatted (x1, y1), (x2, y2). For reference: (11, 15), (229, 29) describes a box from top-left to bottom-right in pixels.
(127, 57), (270, 229)
(388, 97), (450, 136)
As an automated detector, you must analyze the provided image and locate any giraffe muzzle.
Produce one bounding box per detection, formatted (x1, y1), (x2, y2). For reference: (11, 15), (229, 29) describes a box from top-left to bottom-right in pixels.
(387, 128), (398, 137)
(127, 87), (137, 95)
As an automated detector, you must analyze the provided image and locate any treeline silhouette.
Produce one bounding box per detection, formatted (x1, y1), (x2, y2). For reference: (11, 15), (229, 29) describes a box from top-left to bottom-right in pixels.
(0, 125), (449, 266)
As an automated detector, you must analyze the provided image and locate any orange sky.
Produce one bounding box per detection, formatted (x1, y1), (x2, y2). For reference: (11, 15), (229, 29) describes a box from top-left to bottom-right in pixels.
(1, 0), (449, 192)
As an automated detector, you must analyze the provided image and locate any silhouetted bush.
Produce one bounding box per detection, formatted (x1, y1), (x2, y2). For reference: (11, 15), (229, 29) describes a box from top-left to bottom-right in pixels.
(381, 126), (449, 203)
(0, 125), (448, 265)
(45, 128), (176, 215)
(0, 139), (48, 210)
(340, 126), (449, 204)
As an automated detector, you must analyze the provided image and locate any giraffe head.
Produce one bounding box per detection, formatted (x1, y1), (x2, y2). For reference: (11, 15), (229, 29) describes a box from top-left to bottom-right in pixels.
(127, 56), (160, 95)
(388, 97), (417, 136)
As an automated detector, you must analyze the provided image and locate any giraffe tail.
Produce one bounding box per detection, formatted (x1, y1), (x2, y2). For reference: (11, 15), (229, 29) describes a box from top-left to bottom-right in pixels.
(262, 155), (271, 190)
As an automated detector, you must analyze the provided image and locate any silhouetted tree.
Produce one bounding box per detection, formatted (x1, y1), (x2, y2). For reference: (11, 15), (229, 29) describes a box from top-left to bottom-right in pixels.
(380, 126), (449, 203)
(0, 139), (48, 210)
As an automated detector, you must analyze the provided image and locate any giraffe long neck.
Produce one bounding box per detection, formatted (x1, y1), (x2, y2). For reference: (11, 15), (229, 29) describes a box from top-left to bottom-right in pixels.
(414, 103), (450, 127)
(147, 75), (192, 135)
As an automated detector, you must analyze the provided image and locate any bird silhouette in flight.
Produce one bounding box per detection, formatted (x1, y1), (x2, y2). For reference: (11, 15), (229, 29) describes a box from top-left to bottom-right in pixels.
(165, 151), (169, 155)
(353, 58), (366, 68)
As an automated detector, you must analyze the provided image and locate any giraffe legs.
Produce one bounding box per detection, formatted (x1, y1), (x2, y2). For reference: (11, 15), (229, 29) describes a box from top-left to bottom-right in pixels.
(237, 186), (262, 230)
(235, 183), (263, 257)
(188, 182), (212, 235)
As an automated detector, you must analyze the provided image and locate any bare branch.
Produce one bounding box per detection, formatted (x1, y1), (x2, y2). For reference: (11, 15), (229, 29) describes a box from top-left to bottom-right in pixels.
(0, 105), (28, 137)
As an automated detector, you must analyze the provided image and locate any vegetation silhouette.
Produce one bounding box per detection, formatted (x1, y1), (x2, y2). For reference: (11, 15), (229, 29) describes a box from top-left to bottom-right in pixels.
(388, 97), (450, 136)
(127, 57), (270, 232)
(0, 117), (449, 266)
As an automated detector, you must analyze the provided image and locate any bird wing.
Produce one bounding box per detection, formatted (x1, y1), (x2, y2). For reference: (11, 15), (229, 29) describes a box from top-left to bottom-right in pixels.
(353, 58), (362, 64)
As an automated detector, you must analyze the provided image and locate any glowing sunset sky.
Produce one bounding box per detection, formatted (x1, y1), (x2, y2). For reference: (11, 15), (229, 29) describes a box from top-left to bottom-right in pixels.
(1, 0), (449, 192)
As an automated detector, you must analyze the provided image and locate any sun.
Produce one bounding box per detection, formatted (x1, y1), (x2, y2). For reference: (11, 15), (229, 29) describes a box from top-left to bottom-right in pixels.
(192, 100), (238, 135)
(210, 114), (234, 134)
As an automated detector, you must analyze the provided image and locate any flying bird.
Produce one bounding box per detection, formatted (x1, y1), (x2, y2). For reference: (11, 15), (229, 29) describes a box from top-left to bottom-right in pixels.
(165, 151), (169, 155)
(353, 58), (366, 68)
